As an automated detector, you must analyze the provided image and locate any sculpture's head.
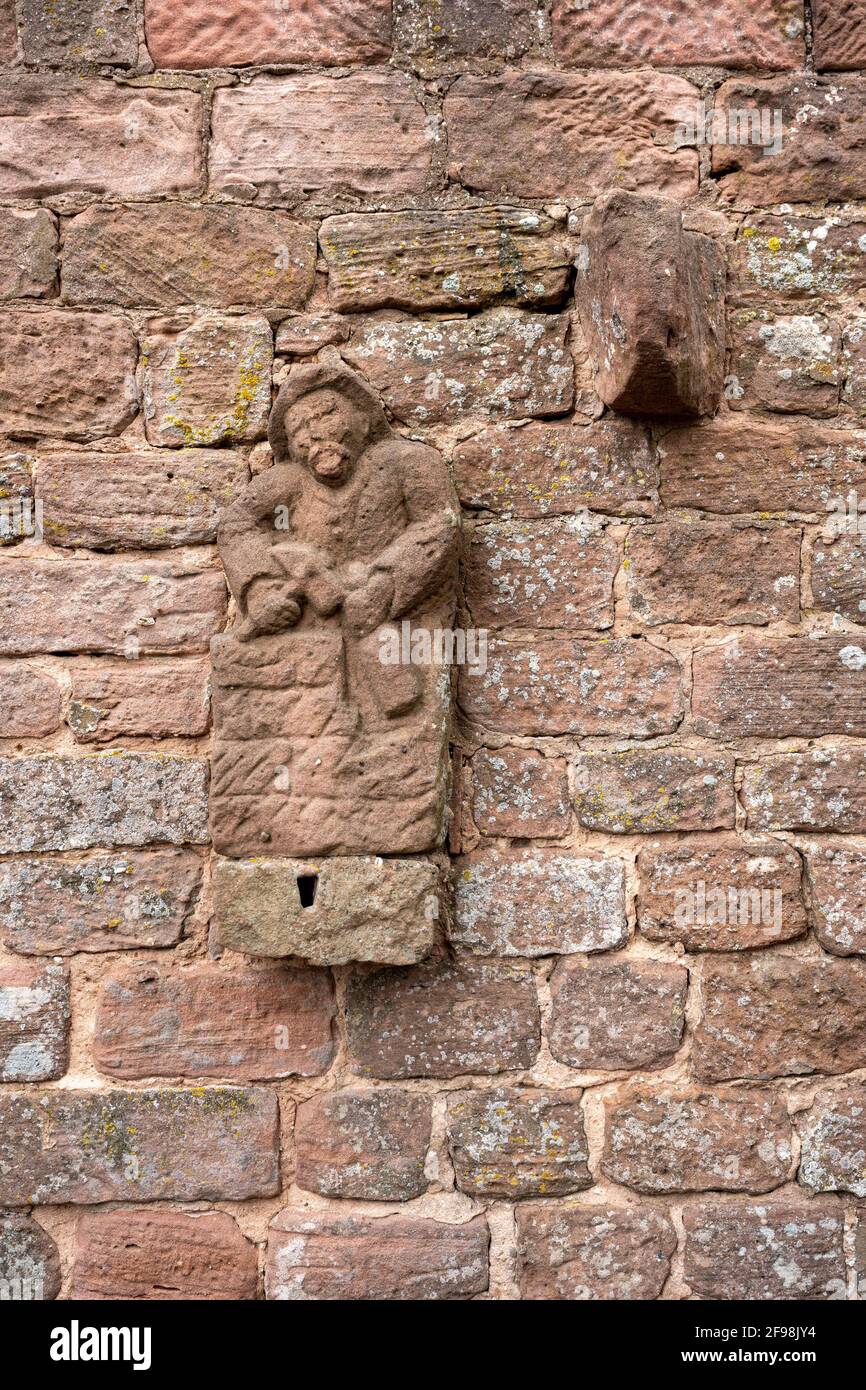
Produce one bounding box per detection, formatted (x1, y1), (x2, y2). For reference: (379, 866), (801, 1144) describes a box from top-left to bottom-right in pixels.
(269, 364), (390, 488)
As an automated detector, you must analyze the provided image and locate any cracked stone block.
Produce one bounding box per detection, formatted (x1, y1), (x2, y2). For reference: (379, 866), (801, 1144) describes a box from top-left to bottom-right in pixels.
(575, 191), (725, 417)
(213, 855), (441, 966)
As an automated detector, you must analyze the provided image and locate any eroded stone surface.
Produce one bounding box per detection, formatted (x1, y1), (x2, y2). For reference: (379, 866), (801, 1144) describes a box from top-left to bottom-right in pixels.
(637, 837), (806, 951)
(346, 959), (540, 1079)
(573, 749), (735, 834)
(63, 204), (316, 310)
(813, 1), (866, 69)
(552, 0), (802, 68)
(343, 309), (574, 426)
(694, 954), (866, 1081)
(549, 957), (688, 1071)
(453, 418), (657, 517)
(0, 962), (68, 1082)
(445, 71), (699, 200)
(466, 519), (617, 630)
(460, 636), (683, 737)
(210, 72), (431, 201)
(0, 754), (209, 852)
(211, 363), (458, 862)
(741, 751), (866, 831)
(516, 1204), (676, 1300)
(471, 747), (571, 839)
(142, 315), (272, 447)
(576, 192), (724, 418)
(446, 1088), (591, 1198)
(0, 208), (56, 299)
(0, 1087), (280, 1204)
(94, 963), (335, 1080)
(295, 1087), (432, 1201)
(68, 663), (210, 742)
(603, 1088), (793, 1194)
(0, 559), (226, 655)
(321, 207), (570, 312)
(72, 1209), (258, 1301)
(145, 0), (392, 67)
(0, 1212), (61, 1301)
(395, 0), (543, 72)
(692, 638), (866, 739)
(267, 1212), (489, 1301)
(0, 310), (137, 440)
(729, 214), (866, 306)
(798, 1084), (866, 1196)
(804, 842), (866, 955)
(452, 847), (626, 957)
(811, 532), (866, 621)
(214, 856), (440, 966)
(0, 850), (202, 954)
(727, 309), (840, 417)
(19, 0), (138, 65)
(0, 663), (61, 737)
(683, 1200), (846, 1300)
(0, 76), (201, 198)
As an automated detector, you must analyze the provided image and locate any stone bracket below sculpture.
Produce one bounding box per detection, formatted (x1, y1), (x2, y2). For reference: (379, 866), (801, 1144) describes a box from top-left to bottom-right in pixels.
(213, 854), (443, 966)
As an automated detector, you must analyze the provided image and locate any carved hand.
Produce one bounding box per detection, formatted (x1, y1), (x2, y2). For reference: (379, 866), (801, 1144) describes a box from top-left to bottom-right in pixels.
(244, 578), (302, 635)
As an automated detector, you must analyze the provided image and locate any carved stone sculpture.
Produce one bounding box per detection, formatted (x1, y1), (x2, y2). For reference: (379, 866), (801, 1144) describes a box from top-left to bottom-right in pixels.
(210, 363), (459, 861)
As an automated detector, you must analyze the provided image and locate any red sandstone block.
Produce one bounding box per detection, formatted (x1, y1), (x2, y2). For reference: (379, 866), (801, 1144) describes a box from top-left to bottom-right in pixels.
(0, 208), (55, 299)
(295, 1087), (432, 1201)
(68, 662), (211, 742)
(741, 750), (866, 831)
(0, 1212), (61, 1301)
(573, 749), (735, 834)
(517, 1204), (676, 1300)
(549, 957), (688, 1071)
(683, 1200), (846, 1299)
(19, 0), (138, 66)
(466, 519), (617, 630)
(0, 961), (68, 1082)
(692, 637), (866, 738)
(446, 1088), (592, 1198)
(145, 0), (391, 69)
(0, 663), (61, 737)
(552, 0), (803, 69)
(813, 1), (866, 70)
(471, 747), (571, 839)
(72, 1209), (258, 1300)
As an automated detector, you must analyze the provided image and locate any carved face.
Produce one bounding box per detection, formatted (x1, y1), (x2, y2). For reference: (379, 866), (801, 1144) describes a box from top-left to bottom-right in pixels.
(285, 389), (369, 487)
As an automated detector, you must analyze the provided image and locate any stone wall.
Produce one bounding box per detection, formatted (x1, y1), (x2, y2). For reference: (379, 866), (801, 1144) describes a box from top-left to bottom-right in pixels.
(1, 0), (866, 1301)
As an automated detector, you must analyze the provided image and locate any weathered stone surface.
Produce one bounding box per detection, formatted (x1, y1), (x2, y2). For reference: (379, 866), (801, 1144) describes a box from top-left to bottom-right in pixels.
(692, 638), (866, 739)
(0, 1), (15, 63)
(267, 1212), (489, 1301)
(274, 310), (349, 357)
(0, 1087), (280, 1204)
(713, 75), (866, 205)
(214, 856), (440, 967)
(0, 208), (55, 299)
(729, 214), (866, 306)
(576, 192), (724, 418)
(0, 962), (68, 1083)
(552, 0), (802, 68)
(799, 1085), (866, 1196)
(295, 1087), (432, 1201)
(0, 754), (209, 852)
(346, 959), (540, 1079)
(694, 954), (866, 1081)
(0, 310), (137, 440)
(727, 309), (841, 417)
(627, 521), (799, 626)
(549, 957), (688, 1071)
(68, 662), (211, 742)
(210, 72), (430, 200)
(574, 749), (735, 834)
(211, 363), (458, 863)
(804, 842), (866, 956)
(72, 1209), (258, 1301)
(395, 0), (543, 71)
(841, 310), (866, 417)
(637, 836), (806, 951)
(145, 0), (391, 67)
(452, 848), (626, 957)
(460, 636), (683, 737)
(343, 309), (573, 426)
(516, 1204), (676, 1300)
(0, 663), (61, 736)
(660, 418), (866, 513)
(683, 1200), (846, 1300)
(37, 448), (248, 550)
(447, 1088), (591, 1199)
(0, 560), (226, 655)
(444, 71), (699, 200)
(0, 453), (32, 543)
(603, 1089), (793, 1195)
(142, 315), (272, 447)
(811, 532), (866, 621)
(0, 1212), (61, 1301)
(19, 0), (138, 65)
(0, 850), (201, 955)
(742, 750), (866, 831)
(453, 417), (657, 517)
(466, 519), (617, 630)
(94, 963), (335, 1080)
(63, 204), (316, 310)
(0, 76), (201, 198)
(813, 1), (866, 70)
(321, 207), (570, 313)
(471, 747), (571, 839)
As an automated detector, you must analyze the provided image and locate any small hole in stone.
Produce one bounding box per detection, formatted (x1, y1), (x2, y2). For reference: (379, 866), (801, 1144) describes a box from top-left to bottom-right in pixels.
(297, 874), (318, 908)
